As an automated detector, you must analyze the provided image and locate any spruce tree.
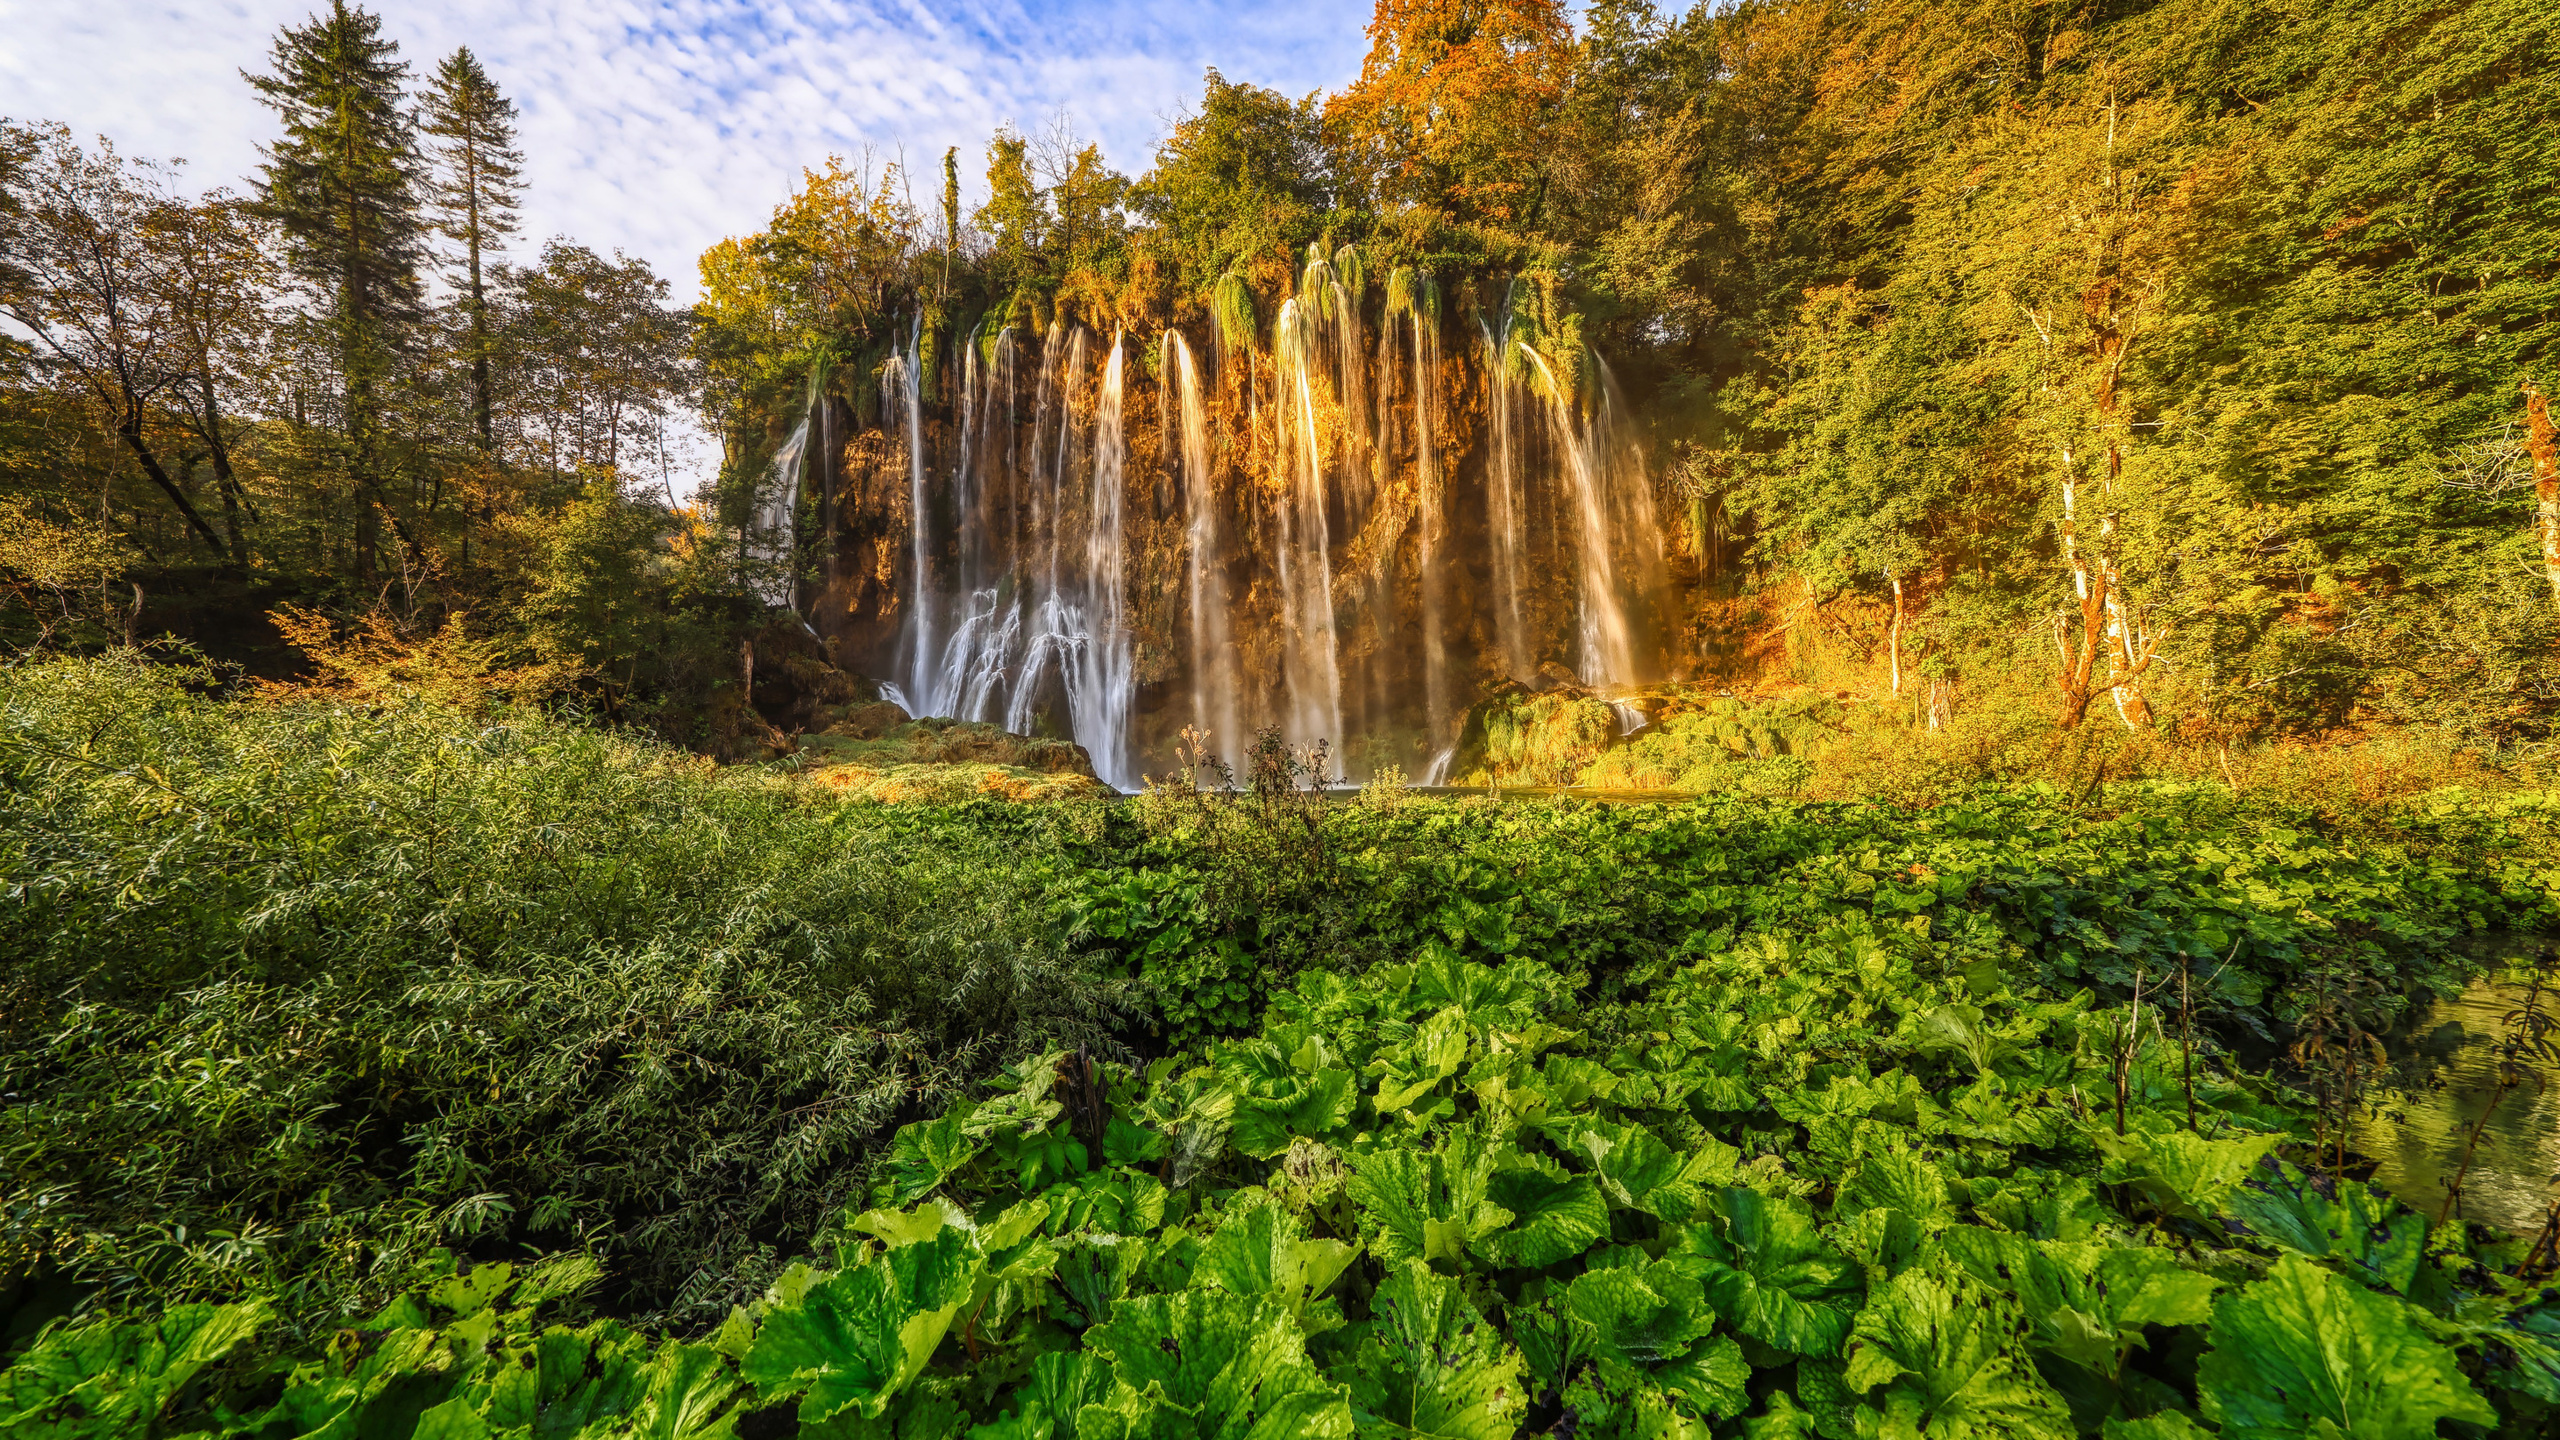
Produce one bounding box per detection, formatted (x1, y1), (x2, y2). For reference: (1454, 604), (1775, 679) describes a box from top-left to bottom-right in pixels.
(422, 47), (522, 454)
(245, 0), (425, 581)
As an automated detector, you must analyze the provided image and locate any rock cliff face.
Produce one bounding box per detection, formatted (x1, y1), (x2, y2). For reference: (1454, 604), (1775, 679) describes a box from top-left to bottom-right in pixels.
(755, 260), (1688, 789)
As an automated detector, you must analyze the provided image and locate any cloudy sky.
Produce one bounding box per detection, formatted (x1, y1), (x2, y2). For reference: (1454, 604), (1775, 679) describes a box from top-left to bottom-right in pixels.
(3, 0), (1378, 300)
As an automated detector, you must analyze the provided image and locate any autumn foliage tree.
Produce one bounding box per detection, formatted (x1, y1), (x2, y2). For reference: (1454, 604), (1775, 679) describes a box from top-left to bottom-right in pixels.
(1325, 0), (1575, 225)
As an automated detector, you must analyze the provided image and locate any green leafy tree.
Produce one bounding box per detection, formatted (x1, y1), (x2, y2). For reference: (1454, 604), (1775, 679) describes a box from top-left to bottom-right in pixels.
(420, 46), (524, 455)
(0, 125), (229, 559)
(1129, 71), (1334, 294)
(245, 0), (428, 582)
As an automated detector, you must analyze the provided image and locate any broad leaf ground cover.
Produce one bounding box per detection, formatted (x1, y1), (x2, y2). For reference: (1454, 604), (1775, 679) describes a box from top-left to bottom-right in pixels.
(6, 657), (2560, 1437)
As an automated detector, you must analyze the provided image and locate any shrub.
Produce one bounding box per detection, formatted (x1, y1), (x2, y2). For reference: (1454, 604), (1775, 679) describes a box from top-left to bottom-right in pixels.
(0, 653), (1134, 1338)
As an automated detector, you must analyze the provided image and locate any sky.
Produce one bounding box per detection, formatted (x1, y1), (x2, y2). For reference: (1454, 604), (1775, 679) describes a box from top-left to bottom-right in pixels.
(2, 0), (1376, 491)
(1, 0), (1378, 300)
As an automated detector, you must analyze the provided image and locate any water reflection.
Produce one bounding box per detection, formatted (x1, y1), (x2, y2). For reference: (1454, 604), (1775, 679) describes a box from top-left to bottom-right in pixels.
(2360, 945), (2560, 1234)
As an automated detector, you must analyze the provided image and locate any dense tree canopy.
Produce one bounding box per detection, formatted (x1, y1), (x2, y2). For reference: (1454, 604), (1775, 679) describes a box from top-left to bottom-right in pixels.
(3, 0), (2554, 746)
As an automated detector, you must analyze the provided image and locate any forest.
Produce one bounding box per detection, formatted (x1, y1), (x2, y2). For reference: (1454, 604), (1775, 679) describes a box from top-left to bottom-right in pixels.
(4, 0), (2560, 1436)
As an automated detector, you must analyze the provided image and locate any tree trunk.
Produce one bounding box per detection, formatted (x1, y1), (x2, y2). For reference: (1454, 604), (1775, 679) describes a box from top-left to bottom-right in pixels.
(199, 373), (254, 565)
(1888, 571), (1905, 696)
(2100, 453), (2156, 728)
(2057, 457), (2099, 726)
(116, 401), (228, 558)
(2530, 383), (2559, 609)
(468, 208), (494, 452)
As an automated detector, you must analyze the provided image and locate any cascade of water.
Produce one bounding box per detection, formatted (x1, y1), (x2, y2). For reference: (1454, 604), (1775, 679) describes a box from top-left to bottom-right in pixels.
(1421, 744), (1457, 786)
(1405, 276), (1449, 744)
(1591, 354), (1670, 679)
(1167, 331), (1236, 766)
(886, 323), (1135, 788)
(1516, 346), (1637, 687)
(1271, 296), (1347, 757)
(875, 281), (1668, 789)
(745, 414), (807, 606)
(892, 317), (932, 708)
(1484, 303), (1532, 679)
(1077, 335), (1134, 784)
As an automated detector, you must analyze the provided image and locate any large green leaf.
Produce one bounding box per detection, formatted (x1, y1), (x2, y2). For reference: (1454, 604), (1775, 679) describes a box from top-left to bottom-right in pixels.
(2196, 1254), (2495, 1440)
(1676, 1188), (1860, 1357)
(1843, 1271), (2074, 1439)
(875, 1109), (986, 1208)
(1224, 1040), (1360, 1159)
(0, 1300), (267, 1440)
(1333, 1261), (1527, 1440)
(1570, 1120), (1737, 1224)
(1058, 1235), (1154, 1328)
(971, 1351), (1116, 1440)
(743, 1229), (983, 1425)
(477, 1322), (653, 1435)
(601, 1342), (749, 1440)
(1371, 1006), (1474, 1115)
(1935, 1229), (2217, 1379)
(1079, 1289), (1352, 1440)
(1566, 1262), (1716, 1368)
(1833, 1147), (1953, 1229)
(2092, 1128), (2280, 1225)
(1347, 1132), (1514, 1268)
(250, 1322), (452, 1440)
(1191, 1199), (1360, 1331)
(1477, 1154), (1609, 1270)
(2221, 1164), (2439, 1302)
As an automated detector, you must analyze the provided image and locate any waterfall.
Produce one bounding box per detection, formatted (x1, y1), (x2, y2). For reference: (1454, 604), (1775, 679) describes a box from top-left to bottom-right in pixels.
(1484, 302), (1533, 679)
(744, 413), (806, 606)
(1271, 295), (1346, 756)
(1075, 335), (1134, 784)
(1517, 345), (1638, 688)
(892, 318), (931, 705)
(862, 274), (1671, 791)
(1168, 331), (1236, 766)
(1399, 273), (1450, 745)
(889, 323), (1136, 789)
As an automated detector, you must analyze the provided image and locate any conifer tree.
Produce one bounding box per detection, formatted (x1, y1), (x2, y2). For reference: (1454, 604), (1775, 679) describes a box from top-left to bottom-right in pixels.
(244, 0), (425, 581)
(422, 46), (523, 454)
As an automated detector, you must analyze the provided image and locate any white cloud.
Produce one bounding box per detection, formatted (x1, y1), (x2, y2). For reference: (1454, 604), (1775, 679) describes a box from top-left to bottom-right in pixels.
(1, 0), (1373, 490)
(3, 0), (1371, 290)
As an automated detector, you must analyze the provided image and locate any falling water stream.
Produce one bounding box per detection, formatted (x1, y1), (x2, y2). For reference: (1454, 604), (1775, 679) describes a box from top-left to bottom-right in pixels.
(835, 274), (1668, 788)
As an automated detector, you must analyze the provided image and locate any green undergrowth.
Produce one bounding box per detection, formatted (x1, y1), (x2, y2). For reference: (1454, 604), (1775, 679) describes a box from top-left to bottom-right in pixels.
(13, 940), (2558, 1438)
(0, 653), (1132, 1338)
(1089, 772), (2560, 1052)
(8, 656), (2560, 1437)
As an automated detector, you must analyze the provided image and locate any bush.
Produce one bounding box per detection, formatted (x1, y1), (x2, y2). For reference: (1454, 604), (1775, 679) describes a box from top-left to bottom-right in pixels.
(0, 653), (1133, 1338)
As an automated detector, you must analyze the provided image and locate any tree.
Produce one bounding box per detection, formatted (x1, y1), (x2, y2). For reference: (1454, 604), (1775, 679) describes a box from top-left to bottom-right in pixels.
(246, 0), (428, 582)
(976, 128), (1047, 298)
(141, 192), (277, 563)
(499, 241), (692, 487)
(1129, 71), (1333, 294)
(0, 125), (229, 558)
(421, 47), (523, 454)
(1325, 0), (1576, 225)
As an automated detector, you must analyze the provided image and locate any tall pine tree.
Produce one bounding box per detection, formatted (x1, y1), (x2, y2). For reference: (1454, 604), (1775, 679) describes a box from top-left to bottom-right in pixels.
(245, 0), (424, 582)
(422, 47), (522, 455)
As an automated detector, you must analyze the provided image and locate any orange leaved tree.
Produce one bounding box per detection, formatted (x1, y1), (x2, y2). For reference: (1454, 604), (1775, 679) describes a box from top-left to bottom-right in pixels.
(1325, 0), (1574, 227)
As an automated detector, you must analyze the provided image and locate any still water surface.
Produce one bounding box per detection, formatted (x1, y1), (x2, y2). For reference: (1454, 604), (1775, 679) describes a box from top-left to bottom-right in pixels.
(2360, 966), (2560, 1234)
